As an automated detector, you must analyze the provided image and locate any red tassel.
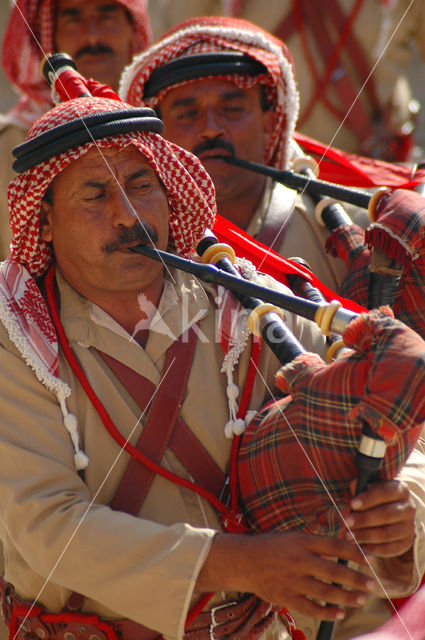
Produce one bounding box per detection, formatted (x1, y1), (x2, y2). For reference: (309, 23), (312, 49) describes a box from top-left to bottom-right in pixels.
(343, 306), (394, 352)
(365, 227), (412, 270)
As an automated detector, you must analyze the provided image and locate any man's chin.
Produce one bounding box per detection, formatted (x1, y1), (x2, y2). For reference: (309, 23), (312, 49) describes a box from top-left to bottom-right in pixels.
(204, 169), (238, 199)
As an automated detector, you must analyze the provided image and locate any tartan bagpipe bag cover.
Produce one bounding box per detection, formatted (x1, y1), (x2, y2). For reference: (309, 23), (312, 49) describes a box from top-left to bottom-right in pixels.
(238, 308), (425, 537)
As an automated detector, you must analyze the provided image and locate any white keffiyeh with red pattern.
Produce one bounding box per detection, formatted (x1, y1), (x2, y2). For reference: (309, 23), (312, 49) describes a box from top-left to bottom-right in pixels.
(120, 16), (299, 170)
(8, 96), (216, 275)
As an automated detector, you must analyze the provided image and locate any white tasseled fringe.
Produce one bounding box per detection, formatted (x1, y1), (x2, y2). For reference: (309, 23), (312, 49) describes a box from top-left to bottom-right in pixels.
(0, 289), (89, 470)
(221, 258), (263, 438)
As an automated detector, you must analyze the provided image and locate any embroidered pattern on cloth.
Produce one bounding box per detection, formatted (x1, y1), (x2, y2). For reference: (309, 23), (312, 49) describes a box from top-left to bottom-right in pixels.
(0, 258), (89, 467)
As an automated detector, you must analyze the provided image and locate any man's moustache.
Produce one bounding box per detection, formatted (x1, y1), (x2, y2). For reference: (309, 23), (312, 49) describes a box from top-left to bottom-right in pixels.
(103, 224), (158, 254)
(75, 45), (114, 59)
(192, 139), (235, 157)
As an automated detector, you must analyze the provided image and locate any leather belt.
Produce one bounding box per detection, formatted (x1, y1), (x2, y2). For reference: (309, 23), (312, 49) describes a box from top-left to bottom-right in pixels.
(183, 596), (276, 640)
(1, 579), (277, 640)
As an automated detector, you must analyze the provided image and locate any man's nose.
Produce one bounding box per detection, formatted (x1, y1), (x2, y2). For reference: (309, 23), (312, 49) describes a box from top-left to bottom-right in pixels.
(83, 16), (102, 44)
(111, 191), (140, 228)
(198, 108), (225, 140)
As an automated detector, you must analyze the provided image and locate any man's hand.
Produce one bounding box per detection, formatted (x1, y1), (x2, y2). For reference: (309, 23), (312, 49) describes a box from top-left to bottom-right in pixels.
(345, 480), (416, 559)
(196, 530), (376, 621)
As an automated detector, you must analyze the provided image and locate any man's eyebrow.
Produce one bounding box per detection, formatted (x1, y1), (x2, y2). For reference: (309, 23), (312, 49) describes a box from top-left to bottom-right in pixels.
(169, 97), (197, 109)
(79, 170), (150, 188)
(80, 180), (106, 189)
(57, 6), (82, 18)
(169, 90), (247, 109)
(98, 4), (121, 13)
(220, 89), (247, 100)
(127, 169), (150, 181)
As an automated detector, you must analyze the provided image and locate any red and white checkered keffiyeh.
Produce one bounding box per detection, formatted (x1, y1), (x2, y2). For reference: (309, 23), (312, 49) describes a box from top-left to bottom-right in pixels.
(8, 96), (216, 277)
(120, 16), (299, 170)
(1, 0), (153, 129)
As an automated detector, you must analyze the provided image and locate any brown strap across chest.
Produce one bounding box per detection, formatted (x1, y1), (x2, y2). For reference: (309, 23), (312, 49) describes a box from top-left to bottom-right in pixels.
(98, 328), (226, 514)
(255, 181), (298, 250)
(255, 201), (291, 249)
(62, 329), (227, 624)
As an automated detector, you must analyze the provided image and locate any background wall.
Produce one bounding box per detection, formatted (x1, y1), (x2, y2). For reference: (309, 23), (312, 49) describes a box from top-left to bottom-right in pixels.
(0, 1), (17, 114)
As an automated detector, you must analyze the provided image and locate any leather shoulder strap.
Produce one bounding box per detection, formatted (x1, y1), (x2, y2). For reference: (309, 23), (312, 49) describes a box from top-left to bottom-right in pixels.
(98, 329), (225, 514)
(103, 328), (197, 515)
(63, 328), (224, 619)
(255, 182), (296, 250)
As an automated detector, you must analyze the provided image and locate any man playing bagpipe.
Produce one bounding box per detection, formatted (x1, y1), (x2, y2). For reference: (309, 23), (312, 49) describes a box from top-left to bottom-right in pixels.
(119, 16), (374, 295)
(145, 0), (425, 164)
(119, 17), (425, 337)
(0, 68), (425, 640)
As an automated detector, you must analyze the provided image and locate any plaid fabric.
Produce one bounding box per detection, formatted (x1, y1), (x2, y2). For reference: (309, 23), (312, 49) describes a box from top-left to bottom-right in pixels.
(339, 250), (371, 309)
(238, 308), (425, 536)
(8, 96), (216, 276)
(1, 0), (152, 127)
(120, 16), (299, 170)
(325, 224), (366, 263)
(365, 189), (425, 337)
(324, 223), (371, 308)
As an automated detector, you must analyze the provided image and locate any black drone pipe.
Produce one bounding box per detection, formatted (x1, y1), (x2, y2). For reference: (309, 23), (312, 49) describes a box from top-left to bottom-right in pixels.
(224, 156), (371, 209)
(195, 232), (305, 364)
(368, 165), (425, 310)
(130, 243), (358, 335)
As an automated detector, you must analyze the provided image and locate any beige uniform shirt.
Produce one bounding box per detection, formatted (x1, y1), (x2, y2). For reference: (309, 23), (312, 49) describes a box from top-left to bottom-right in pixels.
(147, 0), (425, 155)
(0, 268), (325, 640)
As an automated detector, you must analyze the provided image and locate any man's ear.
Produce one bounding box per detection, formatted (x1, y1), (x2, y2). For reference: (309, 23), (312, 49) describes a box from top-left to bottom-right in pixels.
(40, 200), (53, 242)
(263, 109), (278, 146)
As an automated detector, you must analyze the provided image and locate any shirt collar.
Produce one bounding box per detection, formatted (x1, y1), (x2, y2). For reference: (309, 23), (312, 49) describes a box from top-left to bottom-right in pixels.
(56, 267), (211, 360)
